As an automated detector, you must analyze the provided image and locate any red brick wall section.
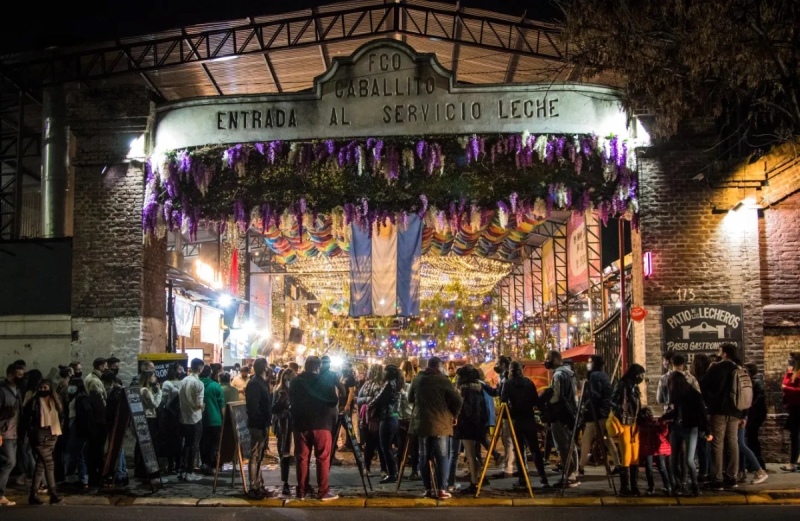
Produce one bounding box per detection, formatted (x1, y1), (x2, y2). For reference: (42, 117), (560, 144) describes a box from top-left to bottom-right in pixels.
(636, 135), (764, 404)
(760, 191), (800, 308)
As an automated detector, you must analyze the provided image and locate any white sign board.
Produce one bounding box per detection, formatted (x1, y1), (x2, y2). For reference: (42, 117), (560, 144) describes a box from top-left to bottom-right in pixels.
(155, 40), (630, 153)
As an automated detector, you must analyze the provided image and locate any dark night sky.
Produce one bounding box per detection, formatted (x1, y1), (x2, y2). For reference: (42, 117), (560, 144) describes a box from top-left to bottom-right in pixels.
(1, 0), (563, 55)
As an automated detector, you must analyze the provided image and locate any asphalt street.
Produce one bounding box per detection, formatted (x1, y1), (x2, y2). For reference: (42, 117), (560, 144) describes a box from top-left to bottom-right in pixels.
(2, 506), (800, 521)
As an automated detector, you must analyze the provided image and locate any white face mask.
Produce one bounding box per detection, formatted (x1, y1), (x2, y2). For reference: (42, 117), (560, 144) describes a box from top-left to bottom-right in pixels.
(587, 362), (593, 372)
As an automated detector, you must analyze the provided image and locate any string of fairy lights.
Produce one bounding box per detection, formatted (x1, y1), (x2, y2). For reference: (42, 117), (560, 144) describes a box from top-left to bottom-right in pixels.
(282, 255), (512, 304)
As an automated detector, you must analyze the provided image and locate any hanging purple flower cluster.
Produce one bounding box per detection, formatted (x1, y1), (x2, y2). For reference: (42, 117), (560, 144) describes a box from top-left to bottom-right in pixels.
(144, 133), (639, 238)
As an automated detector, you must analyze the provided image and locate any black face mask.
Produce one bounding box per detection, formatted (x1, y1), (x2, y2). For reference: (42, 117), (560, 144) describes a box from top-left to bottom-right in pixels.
(112, 368), (120, 376)
(544, 360), (554, 370)
(635, 374), (645, 384)
(73, 371), (82, 378)
(37, 390), (51, 398)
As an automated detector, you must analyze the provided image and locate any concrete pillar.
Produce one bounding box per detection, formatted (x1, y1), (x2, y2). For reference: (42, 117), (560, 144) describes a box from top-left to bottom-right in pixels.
(41, 85), (69, 238)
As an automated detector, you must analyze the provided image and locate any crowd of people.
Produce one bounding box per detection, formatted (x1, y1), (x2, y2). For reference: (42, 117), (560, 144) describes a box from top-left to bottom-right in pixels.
(1, 344), (799, 506)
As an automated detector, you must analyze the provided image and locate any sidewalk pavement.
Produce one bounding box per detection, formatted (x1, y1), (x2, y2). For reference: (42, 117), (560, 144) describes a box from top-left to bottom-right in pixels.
(3, 447), (799, 508)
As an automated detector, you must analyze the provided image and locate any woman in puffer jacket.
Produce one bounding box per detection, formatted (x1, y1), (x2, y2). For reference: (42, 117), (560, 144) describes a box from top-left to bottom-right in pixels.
(454, 365), (488, 494)
(368, 365), (403, 484)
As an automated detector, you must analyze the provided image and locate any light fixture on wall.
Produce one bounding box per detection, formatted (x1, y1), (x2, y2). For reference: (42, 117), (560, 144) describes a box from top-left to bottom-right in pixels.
(643, 251), (653, 279)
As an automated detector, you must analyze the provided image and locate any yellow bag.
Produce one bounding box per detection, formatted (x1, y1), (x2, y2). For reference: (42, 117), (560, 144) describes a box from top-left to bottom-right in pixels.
(606, 411), (623, 438)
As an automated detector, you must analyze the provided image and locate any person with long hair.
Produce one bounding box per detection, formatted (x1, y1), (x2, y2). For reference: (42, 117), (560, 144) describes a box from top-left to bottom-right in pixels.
(357, 364), (386, 477)
(666, 366), (709, 496)
(782, 352), (800, 472)
(135, 370), (162, 480)
(454, 365), (488, 494)
(272, 368), (296, 496)
(22, 379), (63, 505)
(611, 363), (645, 496)
(398, 360), (419, 480)
(63, 376), (91, 492)
(368, 364), (403, 484)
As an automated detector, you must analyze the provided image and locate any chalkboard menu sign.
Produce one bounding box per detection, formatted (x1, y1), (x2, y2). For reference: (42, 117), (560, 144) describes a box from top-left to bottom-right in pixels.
(342, 414), (372, 494)
(214, 401), (250, 493)
(125, 387), (161, 476)
(103, 387), (163, 491)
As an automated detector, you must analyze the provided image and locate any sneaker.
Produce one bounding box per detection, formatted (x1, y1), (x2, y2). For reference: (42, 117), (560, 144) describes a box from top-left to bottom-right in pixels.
(722, 479), (738, 489)
(49, 495), (64, 505)
(437, 490), (452, 500)
(751, 470), (769, 485)
(780, 464), (798, 472)
(422, 490), (435, 498)
(379, 475), (398, 484)
(553, 479), (580, 488)
(461, 484), (478, 495)
(737, 471), (747, 484)
(319, 491), (339, 501)
(704, 481), (724, 491)
(0, 496), (16, 506)
(282, 483), (291, 496)
(185, 473), (203, 481)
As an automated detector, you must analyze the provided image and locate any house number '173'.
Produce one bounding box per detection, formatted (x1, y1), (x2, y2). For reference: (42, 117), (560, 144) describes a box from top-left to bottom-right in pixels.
(676, 288), (696, 301)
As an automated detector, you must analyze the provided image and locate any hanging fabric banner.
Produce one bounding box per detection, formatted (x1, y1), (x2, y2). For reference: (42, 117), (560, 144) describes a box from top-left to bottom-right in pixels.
(174, 297), (196, 338)
(349, 216), (422, 317)
(200, 307), (222, 345)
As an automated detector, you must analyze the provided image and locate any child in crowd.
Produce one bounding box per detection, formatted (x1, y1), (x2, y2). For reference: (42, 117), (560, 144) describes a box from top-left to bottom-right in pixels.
(637, 407), (674, 496)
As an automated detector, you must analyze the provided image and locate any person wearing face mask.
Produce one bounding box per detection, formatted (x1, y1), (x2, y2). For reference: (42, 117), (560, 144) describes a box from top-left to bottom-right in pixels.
(22, 379), (64, 505)
(63, 376), (91, 491)
(69, 361), (83, 380)
(106, 357), (123, 385)
(611, 363), (646, 496)
(579, 356), (621, 475)
(135, 370), (162, 481)
(543, 351), (580, 488)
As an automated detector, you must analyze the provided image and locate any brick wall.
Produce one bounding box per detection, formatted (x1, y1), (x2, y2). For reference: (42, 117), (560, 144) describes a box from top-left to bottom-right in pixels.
(634, 129), (764, 403)
(67, 85), (165, 380)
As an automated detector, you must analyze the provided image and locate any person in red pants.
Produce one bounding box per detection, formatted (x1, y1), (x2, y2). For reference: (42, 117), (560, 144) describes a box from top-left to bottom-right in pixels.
(289, 356), (340, 501)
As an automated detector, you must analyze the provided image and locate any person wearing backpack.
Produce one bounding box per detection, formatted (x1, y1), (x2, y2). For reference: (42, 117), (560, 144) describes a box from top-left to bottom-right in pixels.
(701, 343), (747, 490)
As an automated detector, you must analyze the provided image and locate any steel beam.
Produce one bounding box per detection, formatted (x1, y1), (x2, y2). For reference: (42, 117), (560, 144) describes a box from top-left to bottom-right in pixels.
(3, 4), (566, 89)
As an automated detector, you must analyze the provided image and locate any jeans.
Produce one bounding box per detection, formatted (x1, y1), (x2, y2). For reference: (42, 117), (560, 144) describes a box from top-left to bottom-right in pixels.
(418, 436), (450, 492)
(696, 434), (710, 479)
(551, 421), (577, 477)
(745, 419), (765, 469)
(31, 429), (59, 498)
(738, 426), (761, 473)
(378, 417), (399, 478)
(117, 448), (127, 481)
(0, 437), (17, 496)
(249, 427), (268, 489)
(787, 407), (800, 465)
(643, 455), (673, 490)
(579, 418), (621, 468)
(513, 417), (548, 484)
(294, 429), (332, 497)
(709, 414), (739, 483)
(448, 438), (461, 487)
(64, 419), (88, 484)
(179, 421), (202, 475)
(669, 425), (697, 487)
(363, 429), (384, 474)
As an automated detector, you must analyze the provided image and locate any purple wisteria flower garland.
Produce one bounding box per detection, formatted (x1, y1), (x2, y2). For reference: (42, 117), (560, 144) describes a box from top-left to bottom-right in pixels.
(144, 133), (638, 239)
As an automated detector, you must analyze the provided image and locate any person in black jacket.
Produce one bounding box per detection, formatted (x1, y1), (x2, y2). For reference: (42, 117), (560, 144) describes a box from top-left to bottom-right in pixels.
(63, 376), (92, 491)
(501, 361), (550, 489)
(667, 369), (710, 497)
(272, 368), (296, 497)
(744, 363), (766, 469)
(290, 356), (340, 501)
(611, 363), (645, 496)
(368, 365), (402, 484)
(454, 365), (488, 494)
(579, 356), (621, 474)
(245, 358), (273, 499)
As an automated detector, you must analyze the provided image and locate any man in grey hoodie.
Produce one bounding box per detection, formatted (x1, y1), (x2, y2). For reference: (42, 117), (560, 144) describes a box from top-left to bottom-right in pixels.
(544, 350), (579, 487)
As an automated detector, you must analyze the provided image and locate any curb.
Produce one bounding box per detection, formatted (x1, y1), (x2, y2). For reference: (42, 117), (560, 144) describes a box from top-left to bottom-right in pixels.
(9, 491), (800, 507)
